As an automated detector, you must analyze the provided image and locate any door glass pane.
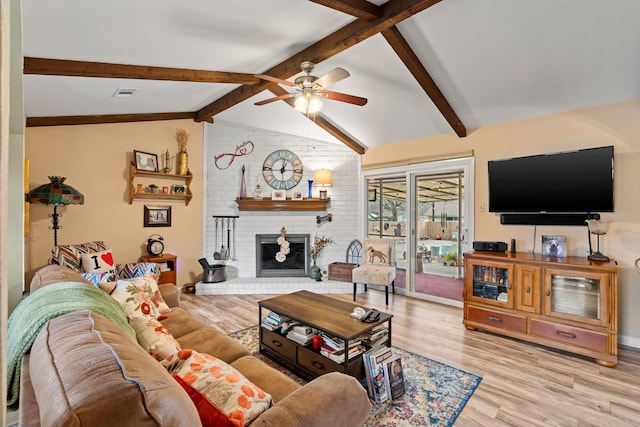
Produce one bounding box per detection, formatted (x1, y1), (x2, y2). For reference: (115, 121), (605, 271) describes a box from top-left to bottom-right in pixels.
(551, 274), (600, 319)
(414, 172), (464, 301)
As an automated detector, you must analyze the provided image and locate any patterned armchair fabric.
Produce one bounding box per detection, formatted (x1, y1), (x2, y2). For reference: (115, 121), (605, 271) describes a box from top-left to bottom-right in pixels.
(352, 238), (397, 305)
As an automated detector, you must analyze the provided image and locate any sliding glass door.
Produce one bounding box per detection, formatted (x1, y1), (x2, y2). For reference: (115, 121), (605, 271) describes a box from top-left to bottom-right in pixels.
(363, 157), (474, 306)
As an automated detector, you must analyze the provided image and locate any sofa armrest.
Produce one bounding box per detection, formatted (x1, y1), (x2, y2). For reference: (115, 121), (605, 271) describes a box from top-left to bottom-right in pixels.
(159, 283), (180, 307)
(253, 372), (371, 427)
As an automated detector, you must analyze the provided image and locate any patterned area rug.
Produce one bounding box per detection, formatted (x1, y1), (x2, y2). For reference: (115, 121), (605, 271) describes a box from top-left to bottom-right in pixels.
(229, 326), (481, 427)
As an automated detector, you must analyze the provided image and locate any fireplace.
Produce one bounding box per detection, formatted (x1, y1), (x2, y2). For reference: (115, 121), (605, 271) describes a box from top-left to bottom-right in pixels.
(256, 234), (310, 277)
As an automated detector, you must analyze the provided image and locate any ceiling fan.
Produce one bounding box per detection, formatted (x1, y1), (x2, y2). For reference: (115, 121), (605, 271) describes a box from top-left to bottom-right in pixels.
(254, 61), (368, 114)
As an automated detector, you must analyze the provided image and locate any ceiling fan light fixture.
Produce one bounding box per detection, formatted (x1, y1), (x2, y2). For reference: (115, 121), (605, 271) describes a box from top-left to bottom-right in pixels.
(295, 93), (322, 115)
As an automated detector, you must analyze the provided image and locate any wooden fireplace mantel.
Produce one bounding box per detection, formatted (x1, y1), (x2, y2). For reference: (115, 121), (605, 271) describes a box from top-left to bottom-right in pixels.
(235, 197), (329, 211)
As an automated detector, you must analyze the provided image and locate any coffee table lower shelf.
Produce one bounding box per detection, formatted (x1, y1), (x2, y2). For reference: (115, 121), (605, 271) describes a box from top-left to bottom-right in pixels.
(259, 327), (366, 381)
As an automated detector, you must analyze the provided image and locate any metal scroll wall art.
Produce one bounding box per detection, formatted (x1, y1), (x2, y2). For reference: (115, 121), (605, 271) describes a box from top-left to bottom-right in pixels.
(212, 216), (239, 260)
(214, 140), (254, 170)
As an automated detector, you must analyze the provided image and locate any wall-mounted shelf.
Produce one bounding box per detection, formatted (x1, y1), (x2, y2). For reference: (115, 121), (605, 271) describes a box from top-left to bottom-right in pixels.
(129, 162), (193, 205)
(235, 197), (329, 211)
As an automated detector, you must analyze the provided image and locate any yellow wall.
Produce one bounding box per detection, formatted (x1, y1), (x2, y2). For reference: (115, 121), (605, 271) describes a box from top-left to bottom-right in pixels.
(363, 99), (640, 344)
(24, 119), (204, 288)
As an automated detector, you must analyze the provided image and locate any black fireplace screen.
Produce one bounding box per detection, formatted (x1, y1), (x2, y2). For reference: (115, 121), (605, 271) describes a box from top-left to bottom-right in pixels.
(256, 234), (310, 277)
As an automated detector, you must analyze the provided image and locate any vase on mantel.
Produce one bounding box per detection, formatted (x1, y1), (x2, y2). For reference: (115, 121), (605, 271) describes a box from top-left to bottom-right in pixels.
(307, 179), (314, 200)
(310, 259), (321, 280)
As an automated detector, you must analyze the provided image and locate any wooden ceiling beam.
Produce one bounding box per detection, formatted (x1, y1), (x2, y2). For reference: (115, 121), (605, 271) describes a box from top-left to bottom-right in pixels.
(309, 0), (382, 21)
(381, 26), (466, 137)
(26, 112), (198, 127)
(269, 85), (366, 154)
(195, 0), (442, 122)
(24, 57), (260, 85)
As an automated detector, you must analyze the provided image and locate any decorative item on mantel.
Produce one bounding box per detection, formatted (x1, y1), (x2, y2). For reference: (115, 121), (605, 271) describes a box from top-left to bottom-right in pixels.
(254, 174), (263, 199)
(162, 149), (173, 173)
(307, 179), (314, 200)
(309, 234), (334, 281)
(239, 164), (248, 199)
(175, 128), (189, 175)
(314, 169), (332, 200)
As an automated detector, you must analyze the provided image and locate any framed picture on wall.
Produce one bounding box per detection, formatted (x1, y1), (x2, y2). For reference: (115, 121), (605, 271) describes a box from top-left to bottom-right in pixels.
(144, 205), (172, 227)
(134, 150), (159, 172)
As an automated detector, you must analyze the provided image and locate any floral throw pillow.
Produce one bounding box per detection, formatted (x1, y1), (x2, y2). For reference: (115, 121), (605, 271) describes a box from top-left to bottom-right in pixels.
(161, 349), (272, 427)
(129, 316), (181, 360)
(111, 276), (166, 320)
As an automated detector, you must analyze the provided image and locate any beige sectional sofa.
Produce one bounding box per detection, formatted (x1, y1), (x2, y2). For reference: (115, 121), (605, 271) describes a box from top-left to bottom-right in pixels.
(13, 264), (371, 426)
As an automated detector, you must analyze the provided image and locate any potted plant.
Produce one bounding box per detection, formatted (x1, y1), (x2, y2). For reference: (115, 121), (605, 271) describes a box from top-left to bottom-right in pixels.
(309, 235), (334, 280)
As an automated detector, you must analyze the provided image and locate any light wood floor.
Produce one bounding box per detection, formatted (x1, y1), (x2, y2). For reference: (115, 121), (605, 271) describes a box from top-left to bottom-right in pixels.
(180, 289), (640, 426)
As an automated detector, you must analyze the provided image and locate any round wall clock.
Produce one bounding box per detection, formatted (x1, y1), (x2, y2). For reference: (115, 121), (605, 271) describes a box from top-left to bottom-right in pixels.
(262, 150), (303, 190)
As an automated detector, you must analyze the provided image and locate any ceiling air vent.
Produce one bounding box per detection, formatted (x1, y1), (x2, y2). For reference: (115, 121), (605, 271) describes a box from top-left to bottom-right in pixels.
(112, 88), (138, 98)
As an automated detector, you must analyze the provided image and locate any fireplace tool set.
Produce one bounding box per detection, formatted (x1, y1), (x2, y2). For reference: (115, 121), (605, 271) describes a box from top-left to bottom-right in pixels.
(212, 216), (238, 261)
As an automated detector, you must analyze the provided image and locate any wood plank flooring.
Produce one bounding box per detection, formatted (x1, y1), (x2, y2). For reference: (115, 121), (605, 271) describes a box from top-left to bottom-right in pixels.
(180, 289), (640, 426)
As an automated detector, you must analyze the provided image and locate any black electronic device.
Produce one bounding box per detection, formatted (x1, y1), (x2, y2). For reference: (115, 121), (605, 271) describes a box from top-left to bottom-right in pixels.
(361, 309), (381, 323)
(473, 241), (508, 252)
(488, 146), (614, 215)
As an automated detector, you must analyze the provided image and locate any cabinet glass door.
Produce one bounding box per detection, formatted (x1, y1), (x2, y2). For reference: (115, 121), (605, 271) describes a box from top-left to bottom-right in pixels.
(467, 261), (514, 307)
(544, 269), (609, 327)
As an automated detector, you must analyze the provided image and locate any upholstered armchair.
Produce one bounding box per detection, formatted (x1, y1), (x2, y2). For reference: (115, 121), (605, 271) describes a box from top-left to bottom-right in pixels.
(352, 238), (396, 305)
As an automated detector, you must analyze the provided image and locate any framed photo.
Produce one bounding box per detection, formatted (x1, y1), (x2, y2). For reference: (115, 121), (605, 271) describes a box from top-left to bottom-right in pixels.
(144, 205), (172, 227)
(271, 190), (286, 200)
(172, 184), (186, 194)
(134, 150), (159, 172)
(162, 186), (169, 194)
(368, 189), (377, 202)
(542, 235), (567, 257)
(292, 191), (303, 200)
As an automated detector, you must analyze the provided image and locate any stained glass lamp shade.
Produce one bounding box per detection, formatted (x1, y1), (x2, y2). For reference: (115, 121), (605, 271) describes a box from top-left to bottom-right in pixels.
(26, 176), (84, 246)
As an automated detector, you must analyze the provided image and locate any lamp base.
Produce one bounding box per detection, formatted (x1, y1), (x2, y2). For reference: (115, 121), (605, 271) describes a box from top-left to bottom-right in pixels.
(588, 252), (610, 262)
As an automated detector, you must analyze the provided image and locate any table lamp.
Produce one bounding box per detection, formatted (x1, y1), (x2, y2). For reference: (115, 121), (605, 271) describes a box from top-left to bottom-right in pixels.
(314, 169), (332, 200)
(585, 219), (610, 262)
(26, 176), (84, 246)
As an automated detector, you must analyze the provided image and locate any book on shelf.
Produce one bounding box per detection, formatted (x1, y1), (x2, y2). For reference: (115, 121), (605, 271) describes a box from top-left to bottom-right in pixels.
(286, 329), (312, 346)
(363, 346), (393, 403)
(321, 344), (365, 364)
(382, 355), (405, 400)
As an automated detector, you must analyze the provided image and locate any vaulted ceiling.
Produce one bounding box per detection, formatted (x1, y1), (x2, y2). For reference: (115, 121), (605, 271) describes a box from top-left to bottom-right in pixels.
(22, 0), (640, 153)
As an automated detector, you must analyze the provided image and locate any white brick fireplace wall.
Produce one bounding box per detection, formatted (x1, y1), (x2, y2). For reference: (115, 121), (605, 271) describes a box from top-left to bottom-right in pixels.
(199, 120), (361, 294)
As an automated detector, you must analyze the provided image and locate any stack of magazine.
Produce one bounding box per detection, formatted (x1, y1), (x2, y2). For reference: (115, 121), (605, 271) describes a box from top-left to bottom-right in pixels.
(362, 346), (405, 403)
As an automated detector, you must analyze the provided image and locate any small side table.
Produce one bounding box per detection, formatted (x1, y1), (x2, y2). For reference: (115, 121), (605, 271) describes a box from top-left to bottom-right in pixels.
(139, 254), (177, 285)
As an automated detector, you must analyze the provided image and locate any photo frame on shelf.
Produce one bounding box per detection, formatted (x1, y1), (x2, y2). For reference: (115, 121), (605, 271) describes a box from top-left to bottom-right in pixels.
(542, 235), (567, 257)
(172, 184), (186, 194)
(292, 191), (303, 200)
(134, 150), (159, 172)
(144, 205), (172, 227)
(368, 189), (377, 202)
(271, 190), (286, 200)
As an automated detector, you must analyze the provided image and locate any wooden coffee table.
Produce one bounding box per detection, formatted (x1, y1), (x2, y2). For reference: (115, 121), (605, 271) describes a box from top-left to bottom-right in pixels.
(258, 290), (392, 380)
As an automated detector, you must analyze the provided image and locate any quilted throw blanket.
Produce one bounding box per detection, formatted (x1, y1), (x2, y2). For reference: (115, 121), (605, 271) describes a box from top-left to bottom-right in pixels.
(6, 281), (135, 406)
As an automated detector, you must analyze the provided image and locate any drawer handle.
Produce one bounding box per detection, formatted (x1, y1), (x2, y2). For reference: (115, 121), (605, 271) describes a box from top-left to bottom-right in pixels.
(271, 340), (283, 347)
(487, 315), (503, 323)
(556, 330), (577, 339)
(312, 360), (325, 370)
(525, 286), (531, 293)
(546, 289), (551, 296)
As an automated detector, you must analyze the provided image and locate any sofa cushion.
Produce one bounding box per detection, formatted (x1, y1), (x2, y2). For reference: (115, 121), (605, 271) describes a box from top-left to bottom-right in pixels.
(51, 240), (108, 271)
(161, 349), (272, 427)
(80, 248), (116, 274)
(29, 264), (91, 292)
(130, 316), (182, 360)
(230, 355), (301, 403)
(29, 311), (202, 427)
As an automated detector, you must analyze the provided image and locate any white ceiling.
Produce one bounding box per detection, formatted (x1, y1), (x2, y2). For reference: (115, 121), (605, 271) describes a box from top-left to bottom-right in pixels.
(21, 0), (640, 150)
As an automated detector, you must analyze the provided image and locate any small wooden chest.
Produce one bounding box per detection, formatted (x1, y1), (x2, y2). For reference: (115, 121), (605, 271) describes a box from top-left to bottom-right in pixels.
(328, 262), (357, 282)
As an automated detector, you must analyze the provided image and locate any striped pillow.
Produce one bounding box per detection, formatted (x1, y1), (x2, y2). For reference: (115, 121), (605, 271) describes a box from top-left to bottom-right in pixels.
(51, 241), (109, 272)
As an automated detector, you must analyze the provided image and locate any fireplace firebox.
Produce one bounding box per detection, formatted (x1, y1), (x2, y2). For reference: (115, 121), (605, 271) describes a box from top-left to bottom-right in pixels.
(256, 234), (310, 277)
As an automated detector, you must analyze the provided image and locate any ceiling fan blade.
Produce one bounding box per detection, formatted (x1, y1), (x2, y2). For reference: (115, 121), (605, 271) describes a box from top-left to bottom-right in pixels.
(254, 93), (295, 106)
(319, 90), (368, 106)
(313, 67), (350, 89)
(255, 74), (297, 87)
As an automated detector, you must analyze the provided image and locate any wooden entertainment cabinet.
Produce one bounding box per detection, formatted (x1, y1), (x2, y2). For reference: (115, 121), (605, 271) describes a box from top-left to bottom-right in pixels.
(463, 251), (618, 367)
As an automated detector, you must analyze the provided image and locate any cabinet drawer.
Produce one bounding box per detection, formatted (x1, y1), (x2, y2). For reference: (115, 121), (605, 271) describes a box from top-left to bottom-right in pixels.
(530, 319), (608, 352)
(297, 347), (341, 376)
(466, 306), (526, 333)
(261, 329), (296, 361)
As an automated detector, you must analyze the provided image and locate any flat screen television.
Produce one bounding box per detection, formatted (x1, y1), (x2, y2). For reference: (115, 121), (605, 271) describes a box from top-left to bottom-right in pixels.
(488, 146), (614, 213)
